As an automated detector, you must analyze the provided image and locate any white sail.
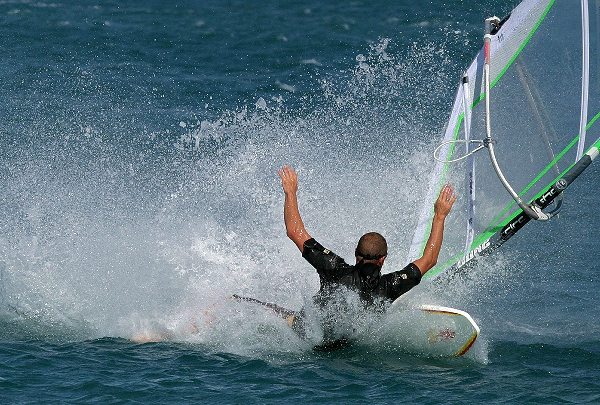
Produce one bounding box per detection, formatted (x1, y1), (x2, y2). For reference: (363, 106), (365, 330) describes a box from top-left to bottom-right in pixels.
(408, 0), (600, 280)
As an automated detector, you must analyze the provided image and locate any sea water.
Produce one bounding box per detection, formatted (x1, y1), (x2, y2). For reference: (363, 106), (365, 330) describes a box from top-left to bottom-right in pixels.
(1, 0), (599, 403)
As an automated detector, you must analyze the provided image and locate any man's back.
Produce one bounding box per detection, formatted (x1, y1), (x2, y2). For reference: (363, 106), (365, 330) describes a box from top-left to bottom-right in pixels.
(302, 238), (422, 307)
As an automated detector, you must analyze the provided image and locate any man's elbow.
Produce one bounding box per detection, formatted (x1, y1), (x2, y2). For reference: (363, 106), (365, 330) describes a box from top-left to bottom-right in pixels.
(423, 259), (437, 272)
(286, 229), (299, 240)
(417, 257), (437, 273)
(285, 230), (309, 253)
(287, 226), (308, 239)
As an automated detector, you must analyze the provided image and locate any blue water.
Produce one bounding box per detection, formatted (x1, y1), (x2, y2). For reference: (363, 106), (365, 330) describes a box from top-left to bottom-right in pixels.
(1, 0), (599, 403)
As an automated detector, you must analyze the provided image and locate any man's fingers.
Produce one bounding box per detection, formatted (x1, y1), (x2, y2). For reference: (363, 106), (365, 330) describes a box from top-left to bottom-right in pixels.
(278, 166), (290, 180)
(439, 184), (457, 205)
(439, 184), (451, 199)
(282, 166), (297, 180)
(278, 165), (298, 191)
(279, 165), (293, 176)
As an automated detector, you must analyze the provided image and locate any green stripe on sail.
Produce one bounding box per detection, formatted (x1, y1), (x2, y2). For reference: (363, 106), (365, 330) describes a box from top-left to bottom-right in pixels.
(424, 133), (600, 280)
(586, 109), (600, 129)
(473, 0), (556, 105)
(474, 136), (600, 246)
(480, 109), (600, 237)
(417, 112), (466, 254)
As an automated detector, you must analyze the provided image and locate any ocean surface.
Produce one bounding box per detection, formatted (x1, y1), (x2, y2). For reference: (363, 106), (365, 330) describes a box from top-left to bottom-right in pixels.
(1, 0), (599, 403)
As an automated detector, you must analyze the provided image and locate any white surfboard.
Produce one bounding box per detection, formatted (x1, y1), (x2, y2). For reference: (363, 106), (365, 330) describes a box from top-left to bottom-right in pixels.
(233, 294), (480, 356)
(373, 304), (480, 357)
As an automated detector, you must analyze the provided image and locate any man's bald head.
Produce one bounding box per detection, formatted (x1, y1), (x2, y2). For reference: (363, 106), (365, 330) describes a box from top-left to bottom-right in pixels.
(355, 232), (387, 261)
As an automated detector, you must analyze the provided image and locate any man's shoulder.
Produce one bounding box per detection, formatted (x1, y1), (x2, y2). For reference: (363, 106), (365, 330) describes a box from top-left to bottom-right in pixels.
(376, 263), (422, 302)
(302, 238), (330, 255)
(302, 238), (352, 274)
(381, 263), (422, 283)
(302, 238), (341, 260)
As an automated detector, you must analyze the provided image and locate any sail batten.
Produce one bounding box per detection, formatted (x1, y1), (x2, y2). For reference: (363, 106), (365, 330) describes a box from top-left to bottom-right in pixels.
(577, 0), (590, 161)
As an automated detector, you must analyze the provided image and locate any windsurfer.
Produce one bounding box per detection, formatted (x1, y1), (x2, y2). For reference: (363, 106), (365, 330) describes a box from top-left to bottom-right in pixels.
(271, 165), (456, 346)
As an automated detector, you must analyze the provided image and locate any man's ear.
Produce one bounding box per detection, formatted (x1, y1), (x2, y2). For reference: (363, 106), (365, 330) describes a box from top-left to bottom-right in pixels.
(377, 256), (387, 266)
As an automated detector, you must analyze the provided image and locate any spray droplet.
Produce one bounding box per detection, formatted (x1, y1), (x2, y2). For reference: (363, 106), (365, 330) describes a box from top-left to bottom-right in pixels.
(255, 97), (267, 110)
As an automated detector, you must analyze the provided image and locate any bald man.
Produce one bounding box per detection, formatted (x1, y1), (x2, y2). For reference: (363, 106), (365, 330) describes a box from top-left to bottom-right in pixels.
(276, 165), (456, 347)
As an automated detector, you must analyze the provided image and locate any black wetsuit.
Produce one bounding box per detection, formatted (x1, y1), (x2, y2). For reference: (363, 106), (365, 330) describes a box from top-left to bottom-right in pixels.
(303, 238), (422, 305)
(234, 238), (423, 349)
(295, 238), (422, 348)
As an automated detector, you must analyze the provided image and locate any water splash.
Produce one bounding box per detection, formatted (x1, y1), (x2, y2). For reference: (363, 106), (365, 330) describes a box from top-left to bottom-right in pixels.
(0, 37), (493, 360)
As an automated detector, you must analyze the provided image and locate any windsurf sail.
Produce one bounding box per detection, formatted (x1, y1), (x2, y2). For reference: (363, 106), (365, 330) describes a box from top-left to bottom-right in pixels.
(408, 0), (600, 280)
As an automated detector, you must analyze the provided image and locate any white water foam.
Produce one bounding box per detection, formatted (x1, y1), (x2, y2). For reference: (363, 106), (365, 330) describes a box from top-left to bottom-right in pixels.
(0, 38), (499, 360)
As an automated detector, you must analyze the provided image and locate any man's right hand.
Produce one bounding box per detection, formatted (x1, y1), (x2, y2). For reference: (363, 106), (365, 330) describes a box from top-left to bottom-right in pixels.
(434, 184), (457, 218)
(278, 165), (299, 195)
(413, 184), (456, 275)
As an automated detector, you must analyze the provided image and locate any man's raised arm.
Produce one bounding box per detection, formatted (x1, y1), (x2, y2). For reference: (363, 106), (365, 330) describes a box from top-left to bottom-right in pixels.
(278, 165), (312, 252)
(413, 184), (457, 275)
